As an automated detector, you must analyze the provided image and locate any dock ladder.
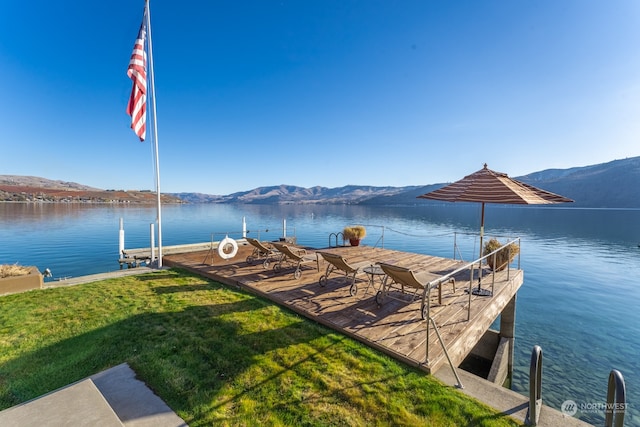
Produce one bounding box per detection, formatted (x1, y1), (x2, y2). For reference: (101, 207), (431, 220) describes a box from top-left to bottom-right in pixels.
(526, 345), (543, 425)
(605, 369), (626, 427)
(525, 345), (626, 426)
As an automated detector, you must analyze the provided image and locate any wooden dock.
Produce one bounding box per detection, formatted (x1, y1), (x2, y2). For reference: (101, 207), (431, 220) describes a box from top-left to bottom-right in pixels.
(164, 242), (523, 374)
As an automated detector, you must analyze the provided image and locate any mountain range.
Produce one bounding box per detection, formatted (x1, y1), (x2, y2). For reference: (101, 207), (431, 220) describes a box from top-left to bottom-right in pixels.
(2, 156), (639, 208)
(172, 156), (640, 208)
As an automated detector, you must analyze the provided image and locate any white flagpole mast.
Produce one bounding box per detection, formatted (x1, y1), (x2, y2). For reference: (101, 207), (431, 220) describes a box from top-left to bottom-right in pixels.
(145, 0), (163, 267)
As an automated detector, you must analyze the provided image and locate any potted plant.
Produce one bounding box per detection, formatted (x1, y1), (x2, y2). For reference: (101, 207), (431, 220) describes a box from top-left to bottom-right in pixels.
(343, 225), (366, 246)
(483, 238), (520, 271)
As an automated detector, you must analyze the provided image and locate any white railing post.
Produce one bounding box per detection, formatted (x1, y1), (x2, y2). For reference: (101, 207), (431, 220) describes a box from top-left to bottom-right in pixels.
(242, 216), (247, 238)
(119, 218), (125, 257)
(150, 223), (155, 265)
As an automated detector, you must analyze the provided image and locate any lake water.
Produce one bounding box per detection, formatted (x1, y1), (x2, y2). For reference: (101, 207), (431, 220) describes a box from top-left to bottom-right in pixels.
(1, 202), (639, 425)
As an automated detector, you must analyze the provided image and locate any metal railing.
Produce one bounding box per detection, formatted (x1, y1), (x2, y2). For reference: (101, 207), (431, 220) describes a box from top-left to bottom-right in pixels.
(423, 238), (521, 378)
(330, 224), (386, 248)
(476, 237), (521, 296)
(452, 232), (466, 261)
(522, 345), (626, 426)
(323, 227), (520, 382)
(526, 345), (543, 426)
(360, 224), (385, 248)
(429, 316), (464, 389)
(201, 225), (297, 264)
(329, 232), (345, 248)
(246, 226), (296, 242)
(605, 369), (626, 427)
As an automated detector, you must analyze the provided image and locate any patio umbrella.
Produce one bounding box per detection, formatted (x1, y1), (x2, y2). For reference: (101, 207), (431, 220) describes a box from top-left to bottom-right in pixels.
(417, 164), (573, 295)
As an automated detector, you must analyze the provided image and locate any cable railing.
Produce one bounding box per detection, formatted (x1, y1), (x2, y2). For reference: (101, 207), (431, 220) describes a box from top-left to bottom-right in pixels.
(360, 224), (385, 248)
(323, 226), (521, 379)
(421, 238), (521, 381)
(202, 224), (297, 264)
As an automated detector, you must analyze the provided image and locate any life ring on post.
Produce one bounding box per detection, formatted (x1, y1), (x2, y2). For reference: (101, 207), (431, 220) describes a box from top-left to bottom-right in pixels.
(217, 236), (238, 260)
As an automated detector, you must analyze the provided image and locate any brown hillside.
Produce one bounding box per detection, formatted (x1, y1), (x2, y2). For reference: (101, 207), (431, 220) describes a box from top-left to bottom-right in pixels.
(0, 185), (183, 204)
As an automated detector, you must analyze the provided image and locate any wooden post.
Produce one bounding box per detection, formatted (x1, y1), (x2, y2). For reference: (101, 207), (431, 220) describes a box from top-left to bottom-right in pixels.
(500, 294), (517, 380)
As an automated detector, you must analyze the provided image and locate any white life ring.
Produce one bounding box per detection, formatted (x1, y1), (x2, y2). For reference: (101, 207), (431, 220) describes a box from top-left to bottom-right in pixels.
(218, 236), (238, 260)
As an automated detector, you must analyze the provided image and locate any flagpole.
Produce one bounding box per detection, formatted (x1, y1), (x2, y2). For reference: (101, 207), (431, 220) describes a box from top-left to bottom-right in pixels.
(145, 0), (163, 267)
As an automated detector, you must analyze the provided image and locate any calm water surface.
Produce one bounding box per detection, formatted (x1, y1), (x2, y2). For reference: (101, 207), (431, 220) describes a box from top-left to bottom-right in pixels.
(1, 202), (639, 425)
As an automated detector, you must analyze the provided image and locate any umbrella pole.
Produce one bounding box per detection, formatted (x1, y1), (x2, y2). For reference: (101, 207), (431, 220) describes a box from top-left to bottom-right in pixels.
(479, 202), (485, 260)
(478, 203), (484, 292)
(473, 203), (492, 296)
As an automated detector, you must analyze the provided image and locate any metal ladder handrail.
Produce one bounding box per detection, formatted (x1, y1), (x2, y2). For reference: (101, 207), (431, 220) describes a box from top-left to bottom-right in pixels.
(605, 369), (626, 427)
(328, 232), (345, 248)
(526, 345), (543, 426)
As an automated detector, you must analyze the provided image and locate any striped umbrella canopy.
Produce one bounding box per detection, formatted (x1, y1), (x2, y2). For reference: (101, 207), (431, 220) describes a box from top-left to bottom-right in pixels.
(418, 164), (573, 281)
(418, 164), (573, 206)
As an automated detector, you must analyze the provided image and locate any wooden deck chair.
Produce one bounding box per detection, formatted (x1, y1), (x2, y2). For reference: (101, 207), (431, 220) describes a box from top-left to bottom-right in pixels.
(271, 242), (317, 279)
(376, 262), (455, 319)
(245, 237), (279, 268)
(317, 252), (371, 297)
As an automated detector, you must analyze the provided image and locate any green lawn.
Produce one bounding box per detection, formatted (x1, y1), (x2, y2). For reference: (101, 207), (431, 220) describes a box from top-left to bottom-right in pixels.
(0, 269), (521, 426)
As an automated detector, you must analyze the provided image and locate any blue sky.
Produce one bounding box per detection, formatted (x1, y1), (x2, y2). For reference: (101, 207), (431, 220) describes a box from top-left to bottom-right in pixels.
(1, 1), (639, 194)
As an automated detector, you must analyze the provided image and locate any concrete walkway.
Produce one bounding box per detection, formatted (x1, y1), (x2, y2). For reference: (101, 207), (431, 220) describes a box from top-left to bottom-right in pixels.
(0, 364), (186, 427)
(44, 267), (155, 288)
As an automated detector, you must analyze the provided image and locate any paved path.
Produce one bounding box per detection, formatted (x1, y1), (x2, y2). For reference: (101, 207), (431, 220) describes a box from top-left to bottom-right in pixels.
(44, 267), (155, 288)
(0, 364), (186, 427)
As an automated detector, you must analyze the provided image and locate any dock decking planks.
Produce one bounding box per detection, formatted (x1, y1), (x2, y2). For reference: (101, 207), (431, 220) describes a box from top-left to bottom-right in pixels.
(164, 242), (523, 373)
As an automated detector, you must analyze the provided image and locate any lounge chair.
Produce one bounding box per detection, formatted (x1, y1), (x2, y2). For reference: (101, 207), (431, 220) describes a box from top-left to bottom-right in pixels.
(271, 242), (317, 279)
(376, 262), (456, 319)
(317, 251), (372, 296)
(245, 237), (279, 268)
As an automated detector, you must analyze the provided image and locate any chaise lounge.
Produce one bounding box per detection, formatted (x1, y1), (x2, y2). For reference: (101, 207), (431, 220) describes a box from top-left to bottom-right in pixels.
(271, 242), (318, 279)
(376, 262), (455, 319)
(317, 251), (372, 297)
(245, 237), (279, 269)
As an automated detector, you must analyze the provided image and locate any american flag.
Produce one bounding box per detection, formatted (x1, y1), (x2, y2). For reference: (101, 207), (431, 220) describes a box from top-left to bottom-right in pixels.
(126, 12), (147, 141)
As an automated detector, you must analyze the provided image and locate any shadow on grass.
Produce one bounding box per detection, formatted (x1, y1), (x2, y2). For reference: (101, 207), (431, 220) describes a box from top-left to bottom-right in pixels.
(151, 283), (214, 294)
(133, 273), (179, 281)
(0, 298), (324, 420)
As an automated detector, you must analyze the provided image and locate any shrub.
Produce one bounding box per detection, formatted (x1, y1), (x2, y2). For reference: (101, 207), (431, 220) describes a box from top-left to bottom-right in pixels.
(0, 264), (31, 278)
(343, 225), (366, 240)
(483, 238), (520, 271)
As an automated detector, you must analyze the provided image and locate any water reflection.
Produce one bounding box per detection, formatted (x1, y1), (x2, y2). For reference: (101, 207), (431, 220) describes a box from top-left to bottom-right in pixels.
(1, 202), (639, 424)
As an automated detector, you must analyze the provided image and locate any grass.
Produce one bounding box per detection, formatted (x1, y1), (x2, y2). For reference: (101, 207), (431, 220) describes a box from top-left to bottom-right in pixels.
(0, 269), (521, 426)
